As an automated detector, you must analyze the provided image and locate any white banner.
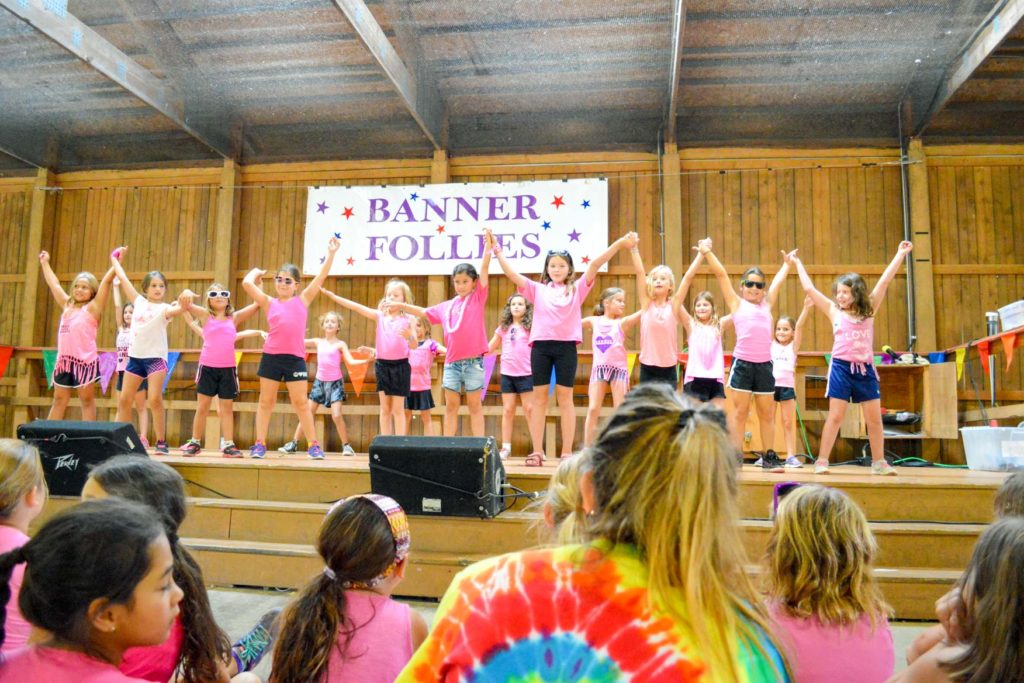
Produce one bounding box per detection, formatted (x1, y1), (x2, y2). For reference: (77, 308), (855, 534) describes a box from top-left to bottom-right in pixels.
(303, 178), (608, 276)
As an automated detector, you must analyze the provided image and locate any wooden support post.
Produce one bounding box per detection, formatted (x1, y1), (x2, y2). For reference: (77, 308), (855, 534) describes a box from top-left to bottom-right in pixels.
(13, 168), (56, 430)
(661, 143), (684, 278)
(907, 140), (938, 351)
(428, 151), (449, 435)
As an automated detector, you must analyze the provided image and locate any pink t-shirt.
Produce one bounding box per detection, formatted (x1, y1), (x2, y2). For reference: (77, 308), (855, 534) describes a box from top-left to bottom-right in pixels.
(57, 306), (99, 363)
(322, 591), (414, 683)
(264, 297), (308, 357)
(684, 322), (725, 383)
(0, 526), (30, 655)
(0, 646), (151, 682)
(591, 318), (627, 370)
(732, 299), (773, 363)
(119, 616), (184, 682)
(495, 323), (531, 377)
(315, 340), (344, 382)
(116, 328), (132, 372)
(832, 312), (875, 363)
(375, 314), (413, 361)
(769, 605), (895, 683)
(409, 340), (440, 392)
(198, 317), (238, 368)
(771, 341), (797, 389)
(424, 285), (489, 363)
(639, 301), (678, 367)
(518, 277), (595, 345)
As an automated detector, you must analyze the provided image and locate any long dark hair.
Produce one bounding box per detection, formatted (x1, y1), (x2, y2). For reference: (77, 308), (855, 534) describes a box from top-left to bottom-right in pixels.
(833, 273), (874, 318)
(271, 497), (401, 682)
(0, 498), (164, 656)
(499, 293), (532, 331)
(88, 456), (231, 683)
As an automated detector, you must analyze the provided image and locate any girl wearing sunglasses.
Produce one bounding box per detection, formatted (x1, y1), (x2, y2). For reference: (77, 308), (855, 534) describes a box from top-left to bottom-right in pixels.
(178, 285), (264, 457)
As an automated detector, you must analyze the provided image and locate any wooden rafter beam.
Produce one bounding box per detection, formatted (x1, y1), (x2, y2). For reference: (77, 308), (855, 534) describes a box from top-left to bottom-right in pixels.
(0, 0), (233, 160)
(916, 0), (1024, 135)
(664, 0), (686, 145)
(331, 0), (444, 149)
(0, 141), (42, 169)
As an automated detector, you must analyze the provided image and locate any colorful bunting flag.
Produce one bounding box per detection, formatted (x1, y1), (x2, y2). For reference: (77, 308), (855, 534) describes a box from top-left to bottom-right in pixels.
(1001, 332), (1020, 372)
(0, 346), (12, 381)
(977, 341), (991, 376)
(480, 355), (497, 400)
(345, 351), (370, 396)
(549, 365), (557, 396)
(162, 352), (181, 393)
(626, 353), (637, 377)
(955, 347), (966, 380)
(42, 350), (57, 389)
(97, 352), (118, 394)
(235, 350), (244, 367)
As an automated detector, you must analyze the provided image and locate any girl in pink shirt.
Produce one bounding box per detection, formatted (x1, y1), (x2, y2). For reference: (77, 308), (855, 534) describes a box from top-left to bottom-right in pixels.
(582, 287), (641, 446)
(0, 440), (46, 657)
(178, 283), (262, 457)
(243, 237), (340, 459)
(675, 247), (732, 409)
(490, 229), (637, 464)
(702, 238), (796, 465)
(0, 498), (184, 683)
(271, 495), (428, 683)
(37, 249), (117, 421)
(394, 240), (492, 437)
(628, 243), (681, 386)
(324, 278), (416, 437)
(770, 298), (813, 469)
(405, 317), (446, 436)
(279, 311), (372, 457)
(765, 485), (895, 683)
(792, 241), (912, 475)
(488, 294), (534, 460)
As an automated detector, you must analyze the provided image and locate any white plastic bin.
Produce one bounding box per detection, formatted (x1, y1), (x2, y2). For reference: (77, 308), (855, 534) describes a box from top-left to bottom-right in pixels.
(961, 424), (1024, 471)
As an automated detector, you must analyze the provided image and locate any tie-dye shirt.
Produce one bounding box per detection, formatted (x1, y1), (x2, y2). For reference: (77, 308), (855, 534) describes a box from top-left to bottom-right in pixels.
(396, 543), (788, 683)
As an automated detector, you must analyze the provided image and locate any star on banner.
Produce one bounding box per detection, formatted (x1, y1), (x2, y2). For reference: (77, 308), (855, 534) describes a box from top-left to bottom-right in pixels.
(542, 221), (551, 230)
(316, 201), (329, 214)
(333, 232), (341, 239)
(552, 195), (564, 209)
(346, 257), (355, 266)
(342, 207), (354, 219)
(319, 256), (325, 264)
(568, 228), (581, 242)
(436, 225), (446, 234)
(410, 192), (419, 201)
(581, 199), (590, 208)
(581, 255), (591, 264)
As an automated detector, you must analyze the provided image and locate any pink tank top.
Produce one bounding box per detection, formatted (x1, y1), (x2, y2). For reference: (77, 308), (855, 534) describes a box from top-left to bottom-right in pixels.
(496, 323), (532, 377)
(322, 592), (414, 683)
(684, 323), (725, 383)
(375, 313), (412, 361)
(119, 616), (184, 681)
(198, 317), (238, 368)
(732, 299), (773, 363)
(639, 301), (678, 367)
(264, 297), (308, 357)
(832, 313), (875, 363)
(116, 328), (132, 372)
(409, 340), (438, 392)
(771, 341), (797, 388)
(57, 306), (98, 363)
(316, 339), (343, 382)
(591, 318), (627, 370)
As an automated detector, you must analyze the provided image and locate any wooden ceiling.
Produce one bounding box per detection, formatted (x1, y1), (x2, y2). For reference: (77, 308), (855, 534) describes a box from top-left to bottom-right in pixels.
(0, 0), (1021, 172)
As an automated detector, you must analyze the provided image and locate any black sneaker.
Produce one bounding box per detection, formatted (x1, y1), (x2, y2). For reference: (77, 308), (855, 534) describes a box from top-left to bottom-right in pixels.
(763, 449), (785, 473)
(155, 440), (169, 455)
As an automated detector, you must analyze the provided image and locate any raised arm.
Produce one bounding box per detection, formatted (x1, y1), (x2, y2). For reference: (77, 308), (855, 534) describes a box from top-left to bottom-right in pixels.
(320, 289), (379, 321)
(37, 251), (69, 307)
(300, 236), (341, 306)
(792, 256), (834, 318)
(109, 248), (141, 302)
(701, 239), (741, 312)
(165, 290), (196, 319)
(870, 241), (913, 313)
(672, 248), (706, 331)
(766, 249), (797, 309)
(232, 302), (261, 326)
(792, 296), (814, 353)
(621, 309), (643, 333)
(242, 268), (272, 309)
(112, 276), (125, 329)
(478, 231), (492, 290)
(387, 301), (429, 320)
(235, 329), (263, 341)
(630, 242), (651, 309)
(582, 232), (636, 286)
(486, 229), (529, 288)
(86, 266), (117, 320)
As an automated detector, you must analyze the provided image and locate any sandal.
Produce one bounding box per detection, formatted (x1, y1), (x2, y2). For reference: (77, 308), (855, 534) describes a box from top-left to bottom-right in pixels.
(525, 452), (546, 467)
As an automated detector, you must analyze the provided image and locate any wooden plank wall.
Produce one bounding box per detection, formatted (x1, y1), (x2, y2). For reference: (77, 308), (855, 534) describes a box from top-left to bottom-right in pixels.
(2, 146), (1023, 457)
(0, 180), (34, 434)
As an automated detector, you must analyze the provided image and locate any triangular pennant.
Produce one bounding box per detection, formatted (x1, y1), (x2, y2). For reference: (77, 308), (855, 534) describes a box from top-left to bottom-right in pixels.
(42, 349), (57, 389)
(480, 354), (497, 400)
(549, 365), (557, 396)
(1002, 332), (1020, 372)
(873, 354), (883, 366)
(235, 350), (244, 367)
(162, 352), (181, 393)
(98, 352), (118, 394)
(345, 351), (370, 396)
(627, 353), (637, 377)
(977, 341), (991, 376)
(824, 353), (832, 366)
(0, 346), (13, 381)
(955, 347), (966, 381)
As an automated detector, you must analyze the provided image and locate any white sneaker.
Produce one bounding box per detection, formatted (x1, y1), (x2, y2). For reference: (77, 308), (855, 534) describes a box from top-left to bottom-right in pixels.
(341, 444), (356, 457)
(784, 456), (803, 468)
(814, 461), (830, 475)
(498, 447), (510, 461)
(872, 460), (897, 476)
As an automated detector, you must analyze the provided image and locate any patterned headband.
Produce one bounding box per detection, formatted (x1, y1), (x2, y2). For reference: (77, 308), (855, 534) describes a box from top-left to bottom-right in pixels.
(325, 494), (410, 588)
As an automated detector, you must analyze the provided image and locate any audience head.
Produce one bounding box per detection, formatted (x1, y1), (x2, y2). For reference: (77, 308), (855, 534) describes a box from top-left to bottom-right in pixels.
(540, 453), (589, 545)
(0, 439), (47, 525)
(993, 471), (1024, 519)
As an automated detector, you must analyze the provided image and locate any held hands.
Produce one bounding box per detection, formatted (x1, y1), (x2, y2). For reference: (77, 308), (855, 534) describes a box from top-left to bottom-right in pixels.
(622, 232), (639, 250)
(781, 248), (799, 265)
(694, 237), (712, 255)
(484, 228), (501, 255)
(177, 289), (195, 309)
(897, 240), (914, 256)
(356, 345), (376, 358)
(111, 246), (126, 262)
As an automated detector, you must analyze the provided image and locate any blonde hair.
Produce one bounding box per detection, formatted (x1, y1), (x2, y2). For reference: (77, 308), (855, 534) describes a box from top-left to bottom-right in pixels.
(318, 310), (343, 328)
(69, 272), (99, 308)
(204, 282), (234, 316)
(765, 485), (889, 628)
(378, 278), (413, 310)
(413, 316), (432, 340)
(692, 290), (721, 329)
(538, 454), (588, 545)
(585, 384), (785, 681)
(0, 439), (47, 518)
(646, 265), (676, 299)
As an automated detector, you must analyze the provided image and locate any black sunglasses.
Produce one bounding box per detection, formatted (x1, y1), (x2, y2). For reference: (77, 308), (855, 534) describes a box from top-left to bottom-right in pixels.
(742, 280), (765, 289)
(207, 290), (230, 298)
(274, 276), (295, 285)
(773, 481), (803, 515)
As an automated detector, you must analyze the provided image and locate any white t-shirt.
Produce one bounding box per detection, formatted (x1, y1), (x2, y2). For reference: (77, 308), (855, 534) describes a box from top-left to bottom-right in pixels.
(128, 295), (171, 360)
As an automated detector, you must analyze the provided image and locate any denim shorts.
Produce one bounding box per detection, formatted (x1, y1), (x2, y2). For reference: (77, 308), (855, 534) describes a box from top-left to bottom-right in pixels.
(442, 356), (485, 393)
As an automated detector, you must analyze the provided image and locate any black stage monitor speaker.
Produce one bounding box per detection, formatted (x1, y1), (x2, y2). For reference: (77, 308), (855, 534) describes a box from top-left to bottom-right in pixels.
(16, 420), (148, 496)
(369, 435), (506, 518)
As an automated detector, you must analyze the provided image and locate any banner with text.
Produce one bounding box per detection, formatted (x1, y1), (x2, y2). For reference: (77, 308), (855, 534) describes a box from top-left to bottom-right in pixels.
(303, 178), (608, 276)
